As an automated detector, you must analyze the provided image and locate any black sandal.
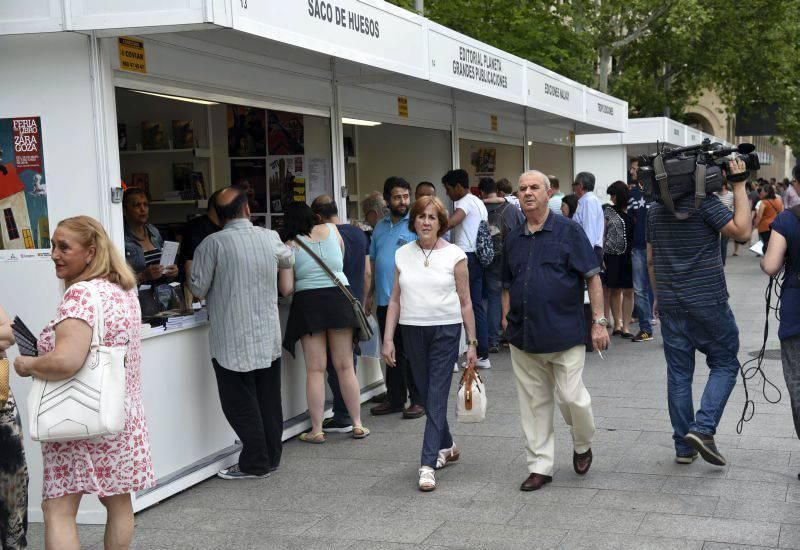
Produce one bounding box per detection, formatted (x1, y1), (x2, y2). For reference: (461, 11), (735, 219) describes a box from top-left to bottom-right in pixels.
(612, 329), (623, 336)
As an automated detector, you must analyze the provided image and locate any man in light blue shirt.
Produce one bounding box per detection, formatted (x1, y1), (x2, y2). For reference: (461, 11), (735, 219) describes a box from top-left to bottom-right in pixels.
(572, 171), (605, 264)
(366, 176), (423, 418)
(547, 176), (565, 215)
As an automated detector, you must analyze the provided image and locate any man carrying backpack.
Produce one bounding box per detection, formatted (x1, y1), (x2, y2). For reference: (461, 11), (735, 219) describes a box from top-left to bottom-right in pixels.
(479, 177), (525, 353)
(443, 169), (492, 368)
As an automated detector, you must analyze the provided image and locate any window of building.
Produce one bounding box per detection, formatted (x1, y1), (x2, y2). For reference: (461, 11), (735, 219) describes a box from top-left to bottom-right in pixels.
(4, 208), (19, 240)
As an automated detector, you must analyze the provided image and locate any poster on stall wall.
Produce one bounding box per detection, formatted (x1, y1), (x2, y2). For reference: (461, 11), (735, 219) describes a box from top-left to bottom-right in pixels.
(0, 117), (51, 262)
(227, 105), (266, 157)
(307, 157), (331, 203)
(267, 111), (304, 155)
(268, 155), (305, 211)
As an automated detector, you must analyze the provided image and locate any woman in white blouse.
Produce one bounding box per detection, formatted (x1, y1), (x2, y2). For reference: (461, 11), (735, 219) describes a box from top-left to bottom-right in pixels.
(382, 196), (477, 492)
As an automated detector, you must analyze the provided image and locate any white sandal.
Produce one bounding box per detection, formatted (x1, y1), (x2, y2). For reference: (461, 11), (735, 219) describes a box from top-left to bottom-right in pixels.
(418, 466), (436, 492)
(435, 442), (460, 470)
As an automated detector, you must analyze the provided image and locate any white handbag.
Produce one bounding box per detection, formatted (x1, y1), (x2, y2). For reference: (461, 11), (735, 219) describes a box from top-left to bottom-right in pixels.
(456, 365), (487, 423)
(28, 283), (127, 442)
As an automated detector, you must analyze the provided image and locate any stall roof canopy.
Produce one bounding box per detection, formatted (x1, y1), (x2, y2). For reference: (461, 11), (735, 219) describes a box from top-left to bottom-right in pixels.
(1, 0), (627, 134)
(575, 117), (729, 148)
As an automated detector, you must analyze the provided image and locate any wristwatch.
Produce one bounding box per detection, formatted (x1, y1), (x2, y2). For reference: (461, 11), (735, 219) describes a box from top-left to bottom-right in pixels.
(592, 317), (609, 327)
(467, 339), (478, 347)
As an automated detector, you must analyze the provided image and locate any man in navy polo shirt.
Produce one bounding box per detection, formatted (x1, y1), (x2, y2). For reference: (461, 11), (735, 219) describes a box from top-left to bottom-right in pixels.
(366, 177), (425, 418)
(501, 170), (609, 492)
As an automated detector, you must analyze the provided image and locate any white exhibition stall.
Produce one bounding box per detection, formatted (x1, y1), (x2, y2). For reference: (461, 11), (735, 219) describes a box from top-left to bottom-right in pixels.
(575, 116), (732, 203)
(0, 0), (628, 524)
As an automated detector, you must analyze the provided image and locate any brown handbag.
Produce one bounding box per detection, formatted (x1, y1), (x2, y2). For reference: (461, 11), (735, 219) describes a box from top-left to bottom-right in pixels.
(0, 358), (9, 408)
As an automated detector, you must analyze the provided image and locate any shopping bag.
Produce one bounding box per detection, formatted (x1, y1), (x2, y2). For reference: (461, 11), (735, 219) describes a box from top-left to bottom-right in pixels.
(456, 365), (486, 423)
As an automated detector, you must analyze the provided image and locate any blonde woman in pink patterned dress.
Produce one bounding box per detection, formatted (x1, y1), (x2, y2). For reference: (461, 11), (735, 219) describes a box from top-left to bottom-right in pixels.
(14, 216), (154, 550)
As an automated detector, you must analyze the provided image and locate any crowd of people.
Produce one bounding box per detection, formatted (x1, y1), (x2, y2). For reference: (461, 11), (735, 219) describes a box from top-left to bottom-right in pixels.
(1, 161), (799, 549)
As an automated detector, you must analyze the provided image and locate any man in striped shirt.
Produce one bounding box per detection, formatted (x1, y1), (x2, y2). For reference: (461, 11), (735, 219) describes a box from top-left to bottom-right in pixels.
(646, 159), (751, 467)
(190, 187), (294, 480)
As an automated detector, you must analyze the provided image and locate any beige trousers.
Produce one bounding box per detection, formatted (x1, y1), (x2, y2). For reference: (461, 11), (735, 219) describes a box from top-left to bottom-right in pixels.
(510, 344), (595, 476)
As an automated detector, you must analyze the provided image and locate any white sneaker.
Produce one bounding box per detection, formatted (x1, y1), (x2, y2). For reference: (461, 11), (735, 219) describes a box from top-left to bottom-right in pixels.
(476, 356), (491, 369)
(453, 362), (459, 372)
(418, 466), (436, 491)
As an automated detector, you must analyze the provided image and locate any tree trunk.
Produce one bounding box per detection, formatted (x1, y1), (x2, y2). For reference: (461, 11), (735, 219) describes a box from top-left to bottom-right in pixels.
(598, 46), (612, 93)
(663, 62), (671, 118)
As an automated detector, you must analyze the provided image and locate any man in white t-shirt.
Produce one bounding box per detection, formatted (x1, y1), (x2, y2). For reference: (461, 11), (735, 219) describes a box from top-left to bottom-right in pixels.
(442, 169), (491, 368)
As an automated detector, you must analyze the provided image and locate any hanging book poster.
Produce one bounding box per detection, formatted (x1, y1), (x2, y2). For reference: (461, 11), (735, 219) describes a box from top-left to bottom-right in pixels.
(0, 116), (51, 261)
(268, 155), (305, 211)
(230, 159), (267, 215)
(227, 105), (266, 157)
(267, 111), (304, 155)
(471, 147), (496, 177)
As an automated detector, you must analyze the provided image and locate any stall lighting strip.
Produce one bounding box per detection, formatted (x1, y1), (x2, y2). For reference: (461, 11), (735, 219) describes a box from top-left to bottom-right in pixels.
(130, 90), (219, 105)
(342, 117), (382, 126)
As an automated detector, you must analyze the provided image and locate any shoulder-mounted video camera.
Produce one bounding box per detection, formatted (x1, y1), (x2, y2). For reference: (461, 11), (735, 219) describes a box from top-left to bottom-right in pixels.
(637, 138), (759, 219)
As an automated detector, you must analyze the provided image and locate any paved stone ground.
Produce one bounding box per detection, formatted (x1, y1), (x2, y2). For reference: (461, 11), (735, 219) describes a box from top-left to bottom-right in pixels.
(28, 251), (800, 549)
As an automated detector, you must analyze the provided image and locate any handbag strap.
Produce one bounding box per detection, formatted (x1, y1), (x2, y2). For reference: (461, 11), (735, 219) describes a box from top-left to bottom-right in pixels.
(294, 236), (359, 306)
(76, 281), (106, 350)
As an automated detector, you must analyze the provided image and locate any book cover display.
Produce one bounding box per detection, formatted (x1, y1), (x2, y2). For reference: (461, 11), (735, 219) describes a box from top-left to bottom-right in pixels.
(0, 116), (51, 261)
(227, 106), (266, 157)
(227, 107), (306, 214)
(172, 120), (194, 149)
(141, 121), (166, 150)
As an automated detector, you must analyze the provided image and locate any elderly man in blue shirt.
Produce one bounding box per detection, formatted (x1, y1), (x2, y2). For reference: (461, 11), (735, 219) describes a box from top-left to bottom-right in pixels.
(572, 171), (605, 266)
(502, 170), (610, 492)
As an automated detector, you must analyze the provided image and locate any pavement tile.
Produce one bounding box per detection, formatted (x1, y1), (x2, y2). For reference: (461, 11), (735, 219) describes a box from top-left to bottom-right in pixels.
(637, 513), (780, 546)
(660, 476), (788, 501)
(591, 489), (719, 516)
(614, 457), (728, 479)
(560, 530), (703, 549)
(365, 472), (487, 500)
(714, 498), (800, 524)
(508, 503), (645, 534)
(396, 497), (524, 524)
(780, 523), (800, 549)
(304, 515), (444, 544)
(193, 509), (326, 536)
(550, 471), (668, 492)
(421, 521), (566, 549)
(471, 481), (598, 505)
(702, 543), (776, 550)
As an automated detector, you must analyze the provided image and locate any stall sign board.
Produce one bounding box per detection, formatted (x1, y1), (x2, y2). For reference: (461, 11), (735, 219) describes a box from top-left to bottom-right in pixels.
(397, 96), (408, 118)
(490, 115), (498, 132)
(584, 90), (626, 132)
(428, 24), (525, 105)
(526, 65), (584, 122)
(0, 116), (50, 262)
(231, 1), (427, 80)
(118, 37), (146, 74)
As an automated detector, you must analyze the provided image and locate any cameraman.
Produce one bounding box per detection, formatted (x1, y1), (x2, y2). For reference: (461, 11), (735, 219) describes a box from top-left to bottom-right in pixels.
(647, 158), (751, 466)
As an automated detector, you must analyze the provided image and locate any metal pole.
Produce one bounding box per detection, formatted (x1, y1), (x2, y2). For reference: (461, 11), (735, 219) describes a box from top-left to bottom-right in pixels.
(414, 0), (424, 16)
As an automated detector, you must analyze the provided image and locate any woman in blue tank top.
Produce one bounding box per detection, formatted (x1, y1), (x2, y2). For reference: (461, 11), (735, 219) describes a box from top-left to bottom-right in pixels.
(280, 202), (369, 443)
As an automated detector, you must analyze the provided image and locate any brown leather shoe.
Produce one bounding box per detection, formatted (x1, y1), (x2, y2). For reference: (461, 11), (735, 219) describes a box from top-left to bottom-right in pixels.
(370, 402), (403, 416)
(573, 448), (593, 475)
(402, 404), (426, 419)
(520, 473), (552, 491)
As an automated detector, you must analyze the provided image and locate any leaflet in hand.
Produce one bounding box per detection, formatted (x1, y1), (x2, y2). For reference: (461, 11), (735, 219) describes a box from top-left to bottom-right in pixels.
(11, 316), (38, 357)
(160, 241), (180, 267)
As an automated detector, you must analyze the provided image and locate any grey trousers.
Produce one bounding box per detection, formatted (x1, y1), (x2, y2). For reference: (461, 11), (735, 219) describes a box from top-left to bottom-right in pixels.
(782, 334), (800, 439)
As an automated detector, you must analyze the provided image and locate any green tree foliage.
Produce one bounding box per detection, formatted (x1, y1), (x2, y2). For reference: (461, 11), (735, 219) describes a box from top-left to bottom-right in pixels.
(387, 0), (800, 146)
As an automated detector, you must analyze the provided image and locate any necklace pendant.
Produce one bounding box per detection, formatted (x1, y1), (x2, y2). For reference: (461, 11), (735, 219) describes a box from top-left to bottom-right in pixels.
(424, 259), (429, 267)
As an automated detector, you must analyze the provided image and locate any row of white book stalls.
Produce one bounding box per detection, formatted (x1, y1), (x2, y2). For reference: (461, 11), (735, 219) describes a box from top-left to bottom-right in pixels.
(0, 0), (727, 523)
